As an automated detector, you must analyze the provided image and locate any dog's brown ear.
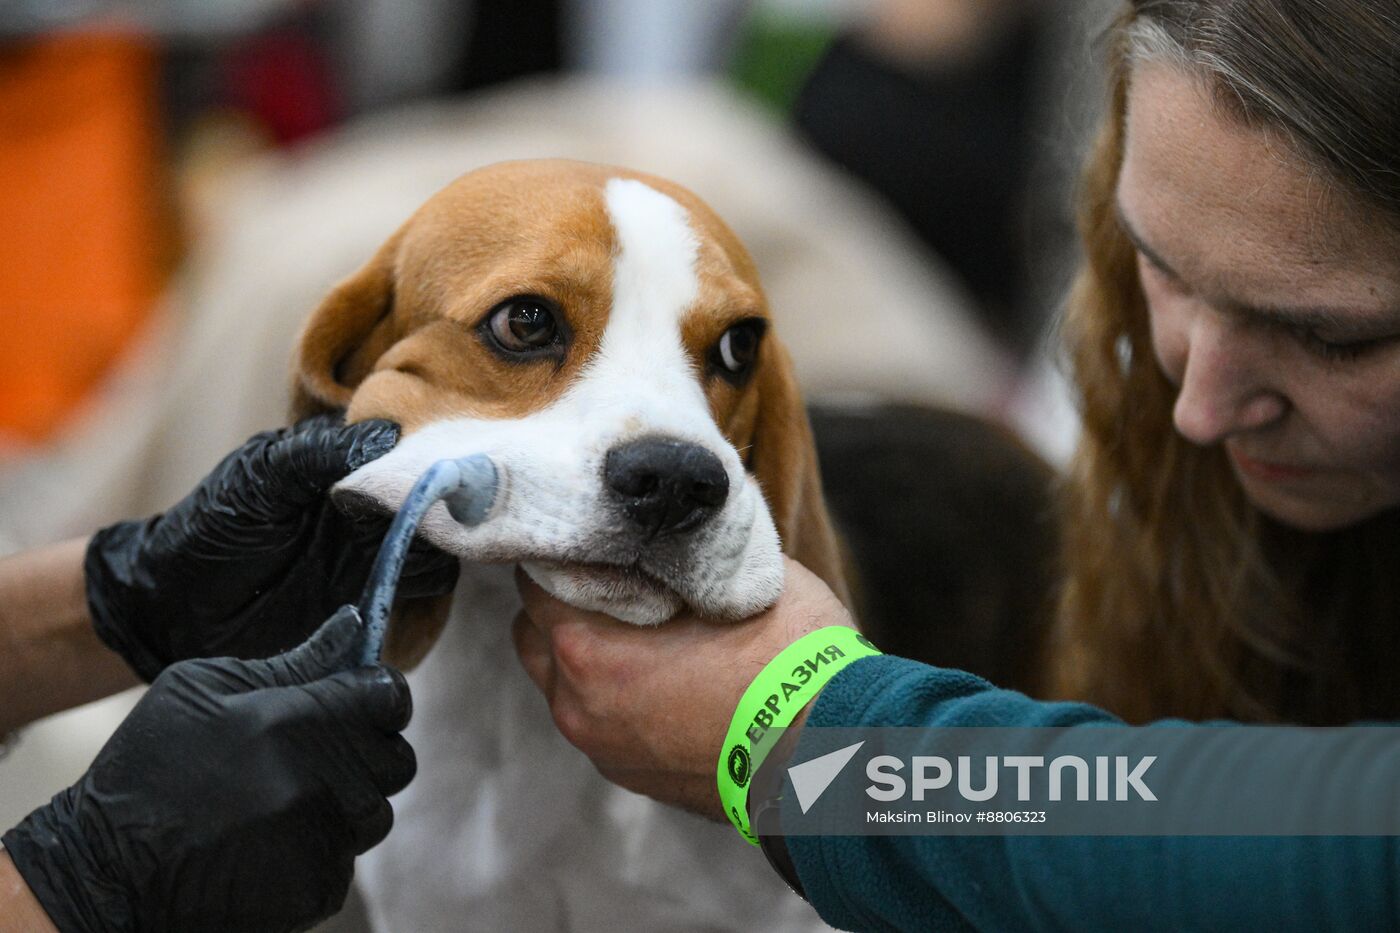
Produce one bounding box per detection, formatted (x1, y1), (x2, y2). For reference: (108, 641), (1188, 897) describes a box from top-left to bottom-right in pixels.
(290, 233), (456, 671)
(291, 234), (404, 421)
(381, 593), (455, 670)
(748, 336), (851, 606)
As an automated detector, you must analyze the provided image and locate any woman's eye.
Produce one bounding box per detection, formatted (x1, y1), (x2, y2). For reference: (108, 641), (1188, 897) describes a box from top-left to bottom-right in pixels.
(713, 320), (765, 379)
(1296, 329), (1375, 363)
(486, 298), (560, 353)
(1137, 252), (1184, 294)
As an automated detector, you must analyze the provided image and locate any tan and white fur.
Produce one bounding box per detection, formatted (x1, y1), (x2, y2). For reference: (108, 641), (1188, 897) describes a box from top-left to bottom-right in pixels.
(293, 160), (845, 930)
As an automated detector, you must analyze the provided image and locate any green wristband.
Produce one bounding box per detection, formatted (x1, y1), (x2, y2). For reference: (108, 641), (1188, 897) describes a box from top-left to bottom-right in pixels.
(718, 626), (881, 844)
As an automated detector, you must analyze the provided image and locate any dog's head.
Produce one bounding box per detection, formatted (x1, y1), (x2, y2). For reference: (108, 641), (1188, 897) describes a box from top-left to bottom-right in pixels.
(292, 159), (845, 666)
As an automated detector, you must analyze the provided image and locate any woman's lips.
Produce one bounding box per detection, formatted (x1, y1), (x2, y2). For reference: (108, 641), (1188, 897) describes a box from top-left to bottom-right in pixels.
(1227, 445), (1318, 483)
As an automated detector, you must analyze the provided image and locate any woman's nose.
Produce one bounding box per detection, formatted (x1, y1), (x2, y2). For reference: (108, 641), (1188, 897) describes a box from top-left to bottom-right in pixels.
(1169, 312), (1287, 446)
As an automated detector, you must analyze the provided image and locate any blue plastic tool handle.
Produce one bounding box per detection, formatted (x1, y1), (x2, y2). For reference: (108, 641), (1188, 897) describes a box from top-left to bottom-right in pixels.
(355, 454), (497, 666)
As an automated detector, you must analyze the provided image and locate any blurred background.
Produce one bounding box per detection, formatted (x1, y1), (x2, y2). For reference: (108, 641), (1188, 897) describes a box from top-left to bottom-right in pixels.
(0, 0), (1117, 921)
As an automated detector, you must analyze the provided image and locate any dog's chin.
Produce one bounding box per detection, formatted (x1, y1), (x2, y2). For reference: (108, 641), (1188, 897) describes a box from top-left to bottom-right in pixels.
(521, 560), (684, 626)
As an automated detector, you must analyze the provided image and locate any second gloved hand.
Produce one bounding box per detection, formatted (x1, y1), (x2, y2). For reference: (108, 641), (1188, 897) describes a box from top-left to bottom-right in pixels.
(1, 607), (414, 933)
(84, 414), (460, 680)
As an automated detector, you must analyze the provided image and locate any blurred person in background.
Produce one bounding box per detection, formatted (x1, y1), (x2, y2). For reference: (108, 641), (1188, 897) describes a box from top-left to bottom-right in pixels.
(787, 0), (1056, 356)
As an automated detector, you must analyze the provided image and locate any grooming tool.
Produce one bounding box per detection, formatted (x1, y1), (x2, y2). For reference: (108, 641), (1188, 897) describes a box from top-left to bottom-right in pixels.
(356, 454), (499, 666)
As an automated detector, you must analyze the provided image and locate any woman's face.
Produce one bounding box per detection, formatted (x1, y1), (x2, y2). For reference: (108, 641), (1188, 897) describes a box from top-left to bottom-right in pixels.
(1118, 61), (1400, 531)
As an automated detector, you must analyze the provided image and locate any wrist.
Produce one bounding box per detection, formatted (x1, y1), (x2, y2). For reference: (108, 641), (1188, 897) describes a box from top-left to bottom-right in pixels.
(83, 522), (167, 681)
(0, 852), (59, 933)
(747, 697), (816, 899)
(718, 626), (880, 844)
(0, 537), (137, 733)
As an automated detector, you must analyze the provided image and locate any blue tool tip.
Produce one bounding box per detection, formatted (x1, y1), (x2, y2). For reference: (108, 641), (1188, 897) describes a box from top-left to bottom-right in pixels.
(441, 454), (499, 526)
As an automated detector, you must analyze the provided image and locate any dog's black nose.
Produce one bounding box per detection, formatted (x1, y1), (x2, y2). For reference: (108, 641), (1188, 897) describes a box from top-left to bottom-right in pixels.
(604, 437), (730, 537)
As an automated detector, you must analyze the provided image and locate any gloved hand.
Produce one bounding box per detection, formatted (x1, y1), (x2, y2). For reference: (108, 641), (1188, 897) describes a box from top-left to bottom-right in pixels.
(85, 414), (459, 680)
(2, 607), (414, 933)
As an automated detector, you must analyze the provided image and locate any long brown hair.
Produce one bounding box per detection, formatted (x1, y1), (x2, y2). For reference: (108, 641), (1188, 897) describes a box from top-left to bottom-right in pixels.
(1051, 0), (1400, 724)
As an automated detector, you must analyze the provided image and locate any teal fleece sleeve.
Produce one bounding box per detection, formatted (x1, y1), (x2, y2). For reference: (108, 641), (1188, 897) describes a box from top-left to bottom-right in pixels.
(786, 655), (1399, 932)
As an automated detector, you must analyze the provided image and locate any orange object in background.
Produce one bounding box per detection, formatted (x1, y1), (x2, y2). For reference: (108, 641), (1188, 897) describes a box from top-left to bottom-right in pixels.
(0, 35), (166, 444)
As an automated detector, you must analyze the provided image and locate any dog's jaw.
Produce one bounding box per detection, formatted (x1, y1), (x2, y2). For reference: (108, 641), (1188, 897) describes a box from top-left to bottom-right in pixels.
(519, 479), (785, 625)
(520, 561), (683, 625)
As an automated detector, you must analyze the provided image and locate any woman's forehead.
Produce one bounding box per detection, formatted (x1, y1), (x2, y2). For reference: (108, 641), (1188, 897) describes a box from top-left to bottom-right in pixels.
(1119, 61), (1400, 316)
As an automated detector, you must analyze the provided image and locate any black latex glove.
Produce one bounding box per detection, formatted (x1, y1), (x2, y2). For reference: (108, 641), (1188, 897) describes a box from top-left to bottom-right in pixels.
(85, 414), (459, 680)
(2, 607), (414, 933)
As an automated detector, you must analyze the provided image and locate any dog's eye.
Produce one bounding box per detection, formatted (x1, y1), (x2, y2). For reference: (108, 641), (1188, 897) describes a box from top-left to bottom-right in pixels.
(487, 298), (560, 353)
(713, 319), (765, 380)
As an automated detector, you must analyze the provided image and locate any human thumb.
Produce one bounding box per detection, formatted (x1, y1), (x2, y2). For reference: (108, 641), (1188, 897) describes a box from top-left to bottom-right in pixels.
(269, 417), (400, 504)
(258, 605), (364, 686)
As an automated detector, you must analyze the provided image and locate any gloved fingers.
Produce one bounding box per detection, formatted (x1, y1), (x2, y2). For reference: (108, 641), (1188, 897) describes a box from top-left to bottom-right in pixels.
(294, 669), (419, 797)
(303, 728), (412, 851)
(322, 721), (417, 798)
(302, 665), (415, 734)
(374, 733), (419, 795)
(260, 691), (413, 852)
(336, 418), (401, 473)
(348, 796), (396, 855)
(301, 760), (393, 858)
(255, 606), (363, 687)
(262, 416), (401, 508)
(302, 851), (357, 924)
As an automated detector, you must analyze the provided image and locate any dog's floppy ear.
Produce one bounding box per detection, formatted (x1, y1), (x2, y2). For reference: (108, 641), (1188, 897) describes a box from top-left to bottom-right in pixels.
(379, 593), (454, 670)
(289, 232), (456, 671)
(748, 336), (851, 606)
(291, 233), (403, 421)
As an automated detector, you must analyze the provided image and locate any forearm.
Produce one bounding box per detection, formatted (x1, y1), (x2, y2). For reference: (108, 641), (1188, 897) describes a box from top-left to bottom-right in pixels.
(0, 853), (59, 933)
(0, 538), (137, 734)
(787, 657), (1399, 932)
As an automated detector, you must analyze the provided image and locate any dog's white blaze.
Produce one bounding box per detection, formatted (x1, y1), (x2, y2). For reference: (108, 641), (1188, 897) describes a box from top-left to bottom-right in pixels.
(601, 177), (700, 350)
(576, 178), (712, 431)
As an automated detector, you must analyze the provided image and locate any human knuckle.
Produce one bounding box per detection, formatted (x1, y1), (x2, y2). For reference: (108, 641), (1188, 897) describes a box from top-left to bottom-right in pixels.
(550, 699), (592, 751)
(510, 611), (536, 655)
(388, 737), (418, 788)
(551, 625), (597, 679)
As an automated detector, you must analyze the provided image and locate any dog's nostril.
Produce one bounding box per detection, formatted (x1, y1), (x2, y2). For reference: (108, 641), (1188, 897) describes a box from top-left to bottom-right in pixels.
(604, 437), (730, 536)
(684, 470), (729, 509)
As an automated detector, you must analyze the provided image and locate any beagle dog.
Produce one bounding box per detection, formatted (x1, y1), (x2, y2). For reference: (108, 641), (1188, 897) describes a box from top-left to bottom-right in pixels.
(292, 160), (846, 931)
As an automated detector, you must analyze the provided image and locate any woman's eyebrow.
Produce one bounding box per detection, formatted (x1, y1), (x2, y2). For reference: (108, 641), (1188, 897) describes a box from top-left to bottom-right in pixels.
(1115, 202), (1179, 278)
(1240, 301), (1400, 339)
(1115, 199), (1400, 336)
